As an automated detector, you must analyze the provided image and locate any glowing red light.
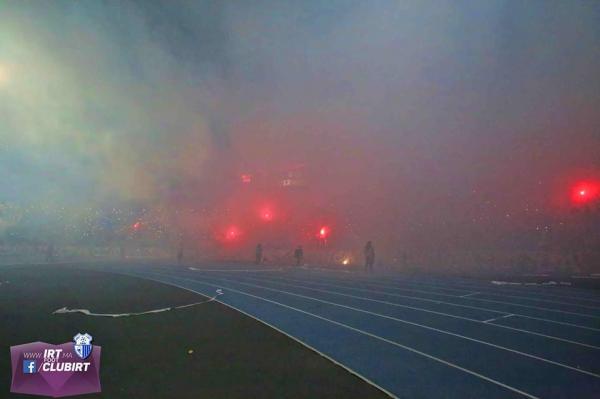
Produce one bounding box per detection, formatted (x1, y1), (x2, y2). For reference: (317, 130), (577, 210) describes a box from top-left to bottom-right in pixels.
(132, 222), (141, 230)
(224, 226), (241, 241)
(241, 174), (252, 184)
(571, 182), (600, 204)
(262, 211), (273, 221)
(259, 206), (274, 222)
(318, 226), (330, 239)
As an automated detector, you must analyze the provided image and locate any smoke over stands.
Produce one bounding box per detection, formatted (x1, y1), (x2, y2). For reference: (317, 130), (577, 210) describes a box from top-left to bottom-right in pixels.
(1, 2), (599, 272)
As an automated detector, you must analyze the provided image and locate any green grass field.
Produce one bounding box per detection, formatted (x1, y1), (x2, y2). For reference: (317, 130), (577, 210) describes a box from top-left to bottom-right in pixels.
(0, 265), (386, 398)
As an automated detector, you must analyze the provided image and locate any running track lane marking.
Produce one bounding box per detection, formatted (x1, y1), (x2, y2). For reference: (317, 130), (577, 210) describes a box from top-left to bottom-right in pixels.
(465, 292), (600, 311)
(343, 273), (600, 304)
(188, 267), (284, 273)
(306, 278), (600, 319)
(122, 271), (398, 399)
(223, 273), (600, 333)
(192, 273), (600, 379)
(396, 282), (600, 311)
(304, 270), (600, 310)
(484, 314), (515, 324)
(222, 274), (600, 351)
(130, 270), (540, 399)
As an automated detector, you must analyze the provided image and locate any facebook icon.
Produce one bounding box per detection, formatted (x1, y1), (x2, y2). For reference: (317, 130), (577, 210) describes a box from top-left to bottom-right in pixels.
(23, 360), (37, 374)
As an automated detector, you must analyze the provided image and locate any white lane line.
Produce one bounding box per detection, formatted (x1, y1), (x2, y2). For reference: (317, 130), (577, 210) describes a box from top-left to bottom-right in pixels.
(288, 273), (600, 319)
(131, 270), (539, 399)
(115, 271), (397, 399)
(228, 274), (600, 351)
(150, 265), (600, 334)
(361, 275), (600, 304)
(483, 287), (600, 304)
(349, 279), (600, 317)
(187, 273), (600, 379)
(303, 268), (600, 303)
(95, 268), (397, 398)
(394, 282), (600, 311)
(484, 314), (515, 324)
(509, 315), (600, 332)
(474, 293), (600, 311)
(254, 273), (600, 333)
(441, 279), (600, 298)
(188, 267), (284, 273)
(299, 266), (358, 274)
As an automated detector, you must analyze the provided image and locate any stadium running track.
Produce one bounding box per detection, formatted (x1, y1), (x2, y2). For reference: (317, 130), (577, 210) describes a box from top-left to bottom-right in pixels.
(94, 263), (600, 399)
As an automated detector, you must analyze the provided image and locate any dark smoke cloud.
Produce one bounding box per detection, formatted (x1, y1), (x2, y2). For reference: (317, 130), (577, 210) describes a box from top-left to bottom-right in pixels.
(1, 1), (599, 261)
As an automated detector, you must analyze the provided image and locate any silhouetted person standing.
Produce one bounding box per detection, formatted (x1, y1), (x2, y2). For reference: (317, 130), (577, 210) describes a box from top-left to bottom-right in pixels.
(294, 246), (304, 267)
(255, 243), (263, 265)
(46, 243), (55, 263)
(177, 246), (184, 265)
(364, 241), (375, 272)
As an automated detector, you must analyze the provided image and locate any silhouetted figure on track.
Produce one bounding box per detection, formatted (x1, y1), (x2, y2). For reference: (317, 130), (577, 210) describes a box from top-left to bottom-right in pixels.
(294, 246), (304, 267)
(364, 241), (375, 272)
(177, 246), (184, 265)
(46, 243), (55, 263)
(255, 243), (263, 265)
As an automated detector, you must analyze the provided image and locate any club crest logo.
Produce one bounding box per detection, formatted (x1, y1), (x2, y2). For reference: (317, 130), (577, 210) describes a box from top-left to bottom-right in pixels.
(73, 333), (93, 360)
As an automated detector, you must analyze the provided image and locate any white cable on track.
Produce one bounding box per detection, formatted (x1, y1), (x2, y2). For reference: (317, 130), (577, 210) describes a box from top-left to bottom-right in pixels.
(52, 289), (223, 318)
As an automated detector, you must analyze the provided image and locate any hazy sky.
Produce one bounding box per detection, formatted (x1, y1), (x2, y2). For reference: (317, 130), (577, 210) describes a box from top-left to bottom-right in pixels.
(1, 1), (599, 251)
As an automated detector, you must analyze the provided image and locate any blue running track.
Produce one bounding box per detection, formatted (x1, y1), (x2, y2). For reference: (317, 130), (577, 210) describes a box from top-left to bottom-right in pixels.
(94, 263), (600, 399)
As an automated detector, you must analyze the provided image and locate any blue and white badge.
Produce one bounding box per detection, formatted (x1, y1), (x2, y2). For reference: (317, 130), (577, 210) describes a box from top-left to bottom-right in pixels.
(73, 333), (93, 360)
